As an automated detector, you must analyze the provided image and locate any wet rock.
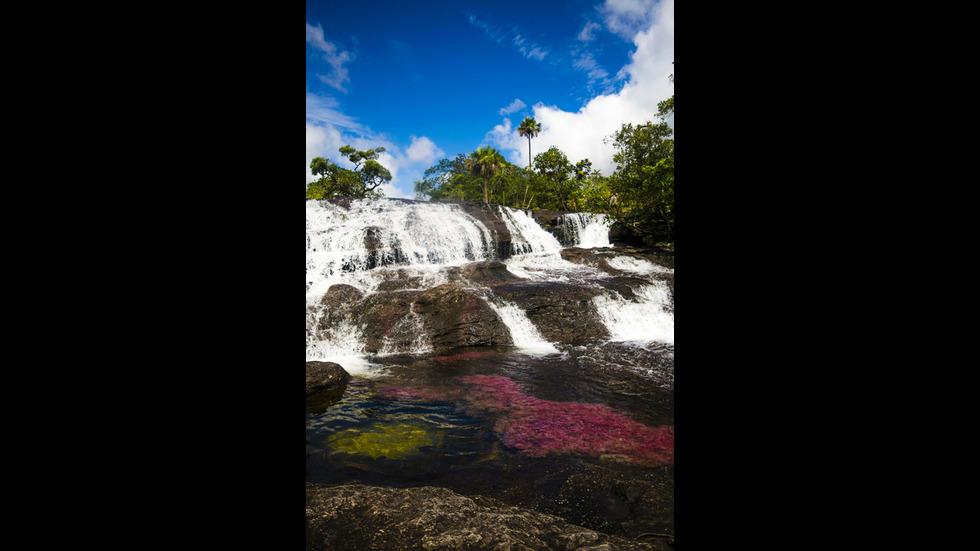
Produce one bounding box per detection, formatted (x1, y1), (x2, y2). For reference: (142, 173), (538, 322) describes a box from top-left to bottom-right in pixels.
(305, 361), (350, 398)
(306, 483), (656, 551)
(560, 247), (673, 302)
(320, 284), (363, 308)
(492, 280), (610, 344)
(413, 283), (512, 352)
(460, 260), (522, 286)
(556, 463), (675, 548)
(356, 290), (425, 353)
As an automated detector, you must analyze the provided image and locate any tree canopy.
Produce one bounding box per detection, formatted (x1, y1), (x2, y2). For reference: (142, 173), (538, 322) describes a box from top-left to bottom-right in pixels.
(306, 145), (391, 199)
(412, 94), (673, 241)
(409, 74), (673, 242)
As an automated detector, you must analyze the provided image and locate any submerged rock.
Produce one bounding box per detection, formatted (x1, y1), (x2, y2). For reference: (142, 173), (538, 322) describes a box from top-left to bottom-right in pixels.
(306, 483), (656, 551)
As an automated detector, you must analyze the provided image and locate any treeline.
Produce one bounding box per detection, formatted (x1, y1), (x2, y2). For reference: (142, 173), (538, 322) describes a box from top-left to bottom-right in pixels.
(307, 95), (673, 242)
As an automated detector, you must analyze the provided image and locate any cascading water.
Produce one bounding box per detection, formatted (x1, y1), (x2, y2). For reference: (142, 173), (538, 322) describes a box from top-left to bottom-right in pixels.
(306, 198), (674, 372)
(558, 212), (612, 248)
(306, 198), (496, 300)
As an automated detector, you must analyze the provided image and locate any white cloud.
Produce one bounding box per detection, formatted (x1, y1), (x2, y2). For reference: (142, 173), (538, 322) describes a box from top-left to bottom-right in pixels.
(578, 21), (602, 42)
(305, 92), (363, 131)
(485, 0), (673, 176)
(599, 0), (658, 40)
(498, 98), (527, 115)
(306, 22), (353, 93)
(405, 135), (442, 164)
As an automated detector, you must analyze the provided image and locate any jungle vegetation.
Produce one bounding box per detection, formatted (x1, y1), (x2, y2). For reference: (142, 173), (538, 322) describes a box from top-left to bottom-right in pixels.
(307, 90), (673, 242)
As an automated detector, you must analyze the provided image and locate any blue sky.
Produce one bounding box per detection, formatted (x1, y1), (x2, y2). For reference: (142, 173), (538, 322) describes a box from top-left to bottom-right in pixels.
(306, 0), (674, 198)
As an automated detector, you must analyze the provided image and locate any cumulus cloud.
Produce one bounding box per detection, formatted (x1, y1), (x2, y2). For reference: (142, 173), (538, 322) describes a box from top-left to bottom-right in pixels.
(599, 0), (658, 40)
(498, 98), (527, 116)
(485, 0), (673, 176)
(376, 135), (445, 197)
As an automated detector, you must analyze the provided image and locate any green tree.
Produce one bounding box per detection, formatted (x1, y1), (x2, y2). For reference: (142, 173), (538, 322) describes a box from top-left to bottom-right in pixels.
(306, 145), (392, 199)
(533, 146), (576, 211)
(413, 154), (467, 200)
(465, 146), (507, 204)
(607, 118), (674, 239)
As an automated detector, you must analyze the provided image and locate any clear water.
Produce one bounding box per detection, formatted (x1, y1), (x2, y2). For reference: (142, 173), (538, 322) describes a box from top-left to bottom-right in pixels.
(306, 344), (673, 533)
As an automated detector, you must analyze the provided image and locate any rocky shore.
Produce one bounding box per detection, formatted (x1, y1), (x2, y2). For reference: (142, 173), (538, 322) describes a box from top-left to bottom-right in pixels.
(307, 482), (673, 550)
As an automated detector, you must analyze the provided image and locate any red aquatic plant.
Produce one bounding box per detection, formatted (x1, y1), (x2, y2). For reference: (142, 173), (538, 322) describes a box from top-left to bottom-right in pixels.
(376, 385), (453, 402)
(457, 375), (673, 466)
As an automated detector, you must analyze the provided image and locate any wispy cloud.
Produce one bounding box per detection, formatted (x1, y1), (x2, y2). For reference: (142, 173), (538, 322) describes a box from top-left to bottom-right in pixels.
(305, 92), (363, 131)
(578, 21), (602, 42)
(306, 22), (353, 93)
(468, 15), (549, 62)
(498, 98), (527, 116)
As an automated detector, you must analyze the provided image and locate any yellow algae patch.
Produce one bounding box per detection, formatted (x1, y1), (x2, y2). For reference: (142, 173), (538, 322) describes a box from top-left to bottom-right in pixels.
(326, 422), (441, 460)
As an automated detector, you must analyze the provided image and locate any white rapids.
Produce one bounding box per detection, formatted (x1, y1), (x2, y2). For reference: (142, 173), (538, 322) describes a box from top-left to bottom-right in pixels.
(306, 198), (673, 374)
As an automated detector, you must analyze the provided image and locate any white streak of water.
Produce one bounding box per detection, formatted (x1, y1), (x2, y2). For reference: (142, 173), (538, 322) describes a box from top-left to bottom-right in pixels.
(593, 283), (674, 344)
(485, 298), (560, 355)
(606, 256), (672, 275)
(562, 212), (612, 248)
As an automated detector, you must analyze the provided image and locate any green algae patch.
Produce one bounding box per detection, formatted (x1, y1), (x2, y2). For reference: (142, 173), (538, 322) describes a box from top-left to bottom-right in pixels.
(326, 422), (442, 460)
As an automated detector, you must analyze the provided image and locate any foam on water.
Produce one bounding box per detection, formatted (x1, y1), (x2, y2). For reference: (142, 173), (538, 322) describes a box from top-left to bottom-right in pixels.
(593, 283), (674, 344)
(605, 255), (671, 275)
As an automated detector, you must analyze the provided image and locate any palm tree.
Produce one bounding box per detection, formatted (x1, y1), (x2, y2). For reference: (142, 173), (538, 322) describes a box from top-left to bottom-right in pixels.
(466, 146), (505, 204)
(517, 117), (542, 169)
(517, 117), (542, 208)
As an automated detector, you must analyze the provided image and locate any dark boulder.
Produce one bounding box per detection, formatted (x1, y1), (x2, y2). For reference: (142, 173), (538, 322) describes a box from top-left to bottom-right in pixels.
(305, 361), (350, 399)
(306, 483), (656, 551)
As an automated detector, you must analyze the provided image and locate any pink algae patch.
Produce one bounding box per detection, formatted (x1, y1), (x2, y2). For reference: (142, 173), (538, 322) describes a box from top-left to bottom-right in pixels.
(457, 375), (673, 466)
(376, 386), (453, 402)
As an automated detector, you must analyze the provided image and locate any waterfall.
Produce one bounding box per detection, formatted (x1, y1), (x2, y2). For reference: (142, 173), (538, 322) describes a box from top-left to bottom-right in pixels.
(560, 212), (612, 248)
(484, 297), (560, 355)
(306, 198), (673, 371)
(497, 206), (563, 256)
(497, 206), (572, 279)
(306, 198), (496, 301)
